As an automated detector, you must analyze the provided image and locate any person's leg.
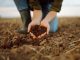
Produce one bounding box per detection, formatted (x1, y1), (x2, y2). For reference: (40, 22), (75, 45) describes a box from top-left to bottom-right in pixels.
(49, 16), (58, 32)
(40, 3), (58, 32)
(14, 0), (31, 34)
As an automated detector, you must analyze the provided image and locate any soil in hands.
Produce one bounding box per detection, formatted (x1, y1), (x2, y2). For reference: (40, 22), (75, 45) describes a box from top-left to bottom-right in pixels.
(30, 25), (47, 37)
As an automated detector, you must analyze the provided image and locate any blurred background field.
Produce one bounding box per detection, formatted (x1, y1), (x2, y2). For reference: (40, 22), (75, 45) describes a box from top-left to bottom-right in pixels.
(0, 0), (80, 18)
(0, 17), (80, 26)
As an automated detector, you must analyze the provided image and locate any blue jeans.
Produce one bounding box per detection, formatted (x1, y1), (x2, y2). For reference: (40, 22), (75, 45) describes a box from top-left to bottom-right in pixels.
(14, 0), (29, 10)
(14, 0), (58, 32)
(49, 17), (58, 32)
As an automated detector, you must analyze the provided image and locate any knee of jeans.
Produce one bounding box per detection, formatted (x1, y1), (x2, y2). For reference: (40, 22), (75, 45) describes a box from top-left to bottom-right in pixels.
(50, 17), (58, 32)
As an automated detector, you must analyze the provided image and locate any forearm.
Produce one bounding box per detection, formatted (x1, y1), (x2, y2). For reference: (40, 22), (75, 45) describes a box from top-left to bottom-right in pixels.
(43, 11), (57, 22)
(32, 10), (42, 22)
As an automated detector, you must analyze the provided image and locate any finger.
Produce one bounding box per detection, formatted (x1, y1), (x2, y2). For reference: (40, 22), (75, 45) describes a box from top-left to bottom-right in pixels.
(38, 32), (46, 38)
(38, 35), (41, 38)
(28, 24), (31, 32)
(41, 32), (47, 37)
(47, 26), (50, 34)
(30, 32), (36, 39)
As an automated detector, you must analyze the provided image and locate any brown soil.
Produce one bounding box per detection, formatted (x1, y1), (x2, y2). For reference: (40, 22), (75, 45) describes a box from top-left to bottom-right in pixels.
(30, 25), (47, 37)
(0, 17), (80, 60)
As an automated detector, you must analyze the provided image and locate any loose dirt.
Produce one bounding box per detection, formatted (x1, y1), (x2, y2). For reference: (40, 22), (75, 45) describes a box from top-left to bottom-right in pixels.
(0, 17), (80, 60)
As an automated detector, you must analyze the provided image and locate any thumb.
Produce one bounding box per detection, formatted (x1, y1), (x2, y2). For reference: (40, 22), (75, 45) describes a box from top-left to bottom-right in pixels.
(47, 25), (50, 34)
(28, 24), (31, 32)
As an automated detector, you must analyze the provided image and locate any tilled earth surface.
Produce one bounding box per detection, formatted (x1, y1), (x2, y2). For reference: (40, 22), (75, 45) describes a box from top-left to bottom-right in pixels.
(0, 18), (80, 60)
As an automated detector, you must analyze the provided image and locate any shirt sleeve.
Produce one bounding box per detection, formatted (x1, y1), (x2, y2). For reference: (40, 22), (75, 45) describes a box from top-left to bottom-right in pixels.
(29, 0), (42, 10)
(50, 0), (63, 12)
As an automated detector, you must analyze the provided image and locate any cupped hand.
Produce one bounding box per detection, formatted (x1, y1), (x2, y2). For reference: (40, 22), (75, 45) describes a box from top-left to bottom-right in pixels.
(28, 20), (40, 39)
(38, 20), (50, 38)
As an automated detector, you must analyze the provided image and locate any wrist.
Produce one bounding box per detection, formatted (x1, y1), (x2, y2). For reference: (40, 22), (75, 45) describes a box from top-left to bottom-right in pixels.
(41, 19), (49, 24)
(32, 10), (42, 22)
(32, 18), (41, 23)
(32, 18), (41, 22)
(43, 11), (57, 23)
(31, 20), (40, 25)
(42, 19), (50, 23)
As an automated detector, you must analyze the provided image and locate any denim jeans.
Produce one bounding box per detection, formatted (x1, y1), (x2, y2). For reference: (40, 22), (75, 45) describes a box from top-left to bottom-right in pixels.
(14, 0), (58, 32)
(49, 17), (58, 32)
(14, 0), (29, 10)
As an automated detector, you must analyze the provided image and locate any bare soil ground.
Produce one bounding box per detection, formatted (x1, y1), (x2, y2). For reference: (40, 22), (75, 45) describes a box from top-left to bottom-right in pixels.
(0, 17), (80, 60)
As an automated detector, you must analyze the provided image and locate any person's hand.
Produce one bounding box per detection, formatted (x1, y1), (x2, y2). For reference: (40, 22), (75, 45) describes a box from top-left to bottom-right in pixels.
(38, 20), (50, 38)
(28, 20), (40, 39)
